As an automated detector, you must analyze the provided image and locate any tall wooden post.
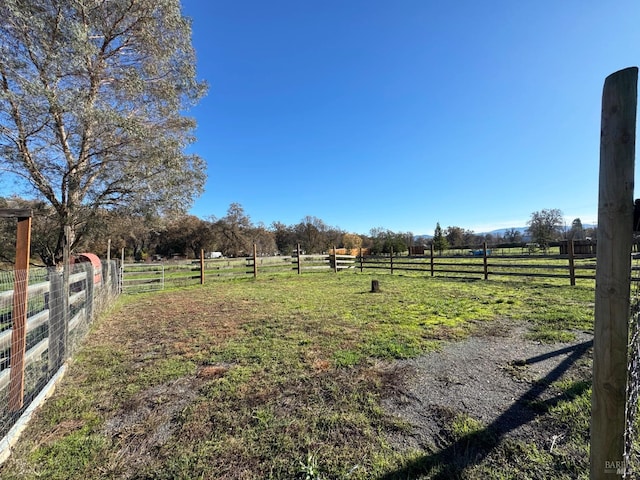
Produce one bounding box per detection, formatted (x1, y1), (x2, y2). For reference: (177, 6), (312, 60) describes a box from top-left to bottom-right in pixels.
(359, 247), (364, 273)
(48, 269), (66, 374)
(430, 243), (434, 277)
(84, 263), (94, 321)
(253, 244), (258, 278)
(390, 246), (394, 274)
(296, 243), (301, 275)
(568, 239), (576, 287)
(59, 225), (71, 372)
(0, 209), (33, 412)
(483, 241), (489, 280)
(333, 245), (338, 273)
(106, 239), (112, 290)
(120, 247), (125, 293)
(200, 249), (205, 285)
(591, 66), (637, 479)
(62, 225), (70, 340)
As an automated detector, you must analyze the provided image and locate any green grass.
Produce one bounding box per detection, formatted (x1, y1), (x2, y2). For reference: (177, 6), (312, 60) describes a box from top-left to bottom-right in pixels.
(0, 272), (595, 479)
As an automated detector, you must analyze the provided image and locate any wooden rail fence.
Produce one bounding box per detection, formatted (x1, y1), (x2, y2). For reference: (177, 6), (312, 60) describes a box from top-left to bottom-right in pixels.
(120, 241), (605, 290)
(358, 242), (597, 286)
(121, 244), (357, 290)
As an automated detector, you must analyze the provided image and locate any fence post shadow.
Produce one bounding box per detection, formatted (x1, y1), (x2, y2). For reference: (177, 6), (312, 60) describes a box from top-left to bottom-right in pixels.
(377, 339), (593, 480)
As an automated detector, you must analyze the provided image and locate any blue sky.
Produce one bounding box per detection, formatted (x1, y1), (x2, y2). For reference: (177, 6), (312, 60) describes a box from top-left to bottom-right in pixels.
(182, 0), (640, 235)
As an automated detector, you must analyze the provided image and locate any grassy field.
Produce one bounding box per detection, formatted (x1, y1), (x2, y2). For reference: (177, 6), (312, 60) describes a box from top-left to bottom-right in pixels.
(0, 272), (596, 479)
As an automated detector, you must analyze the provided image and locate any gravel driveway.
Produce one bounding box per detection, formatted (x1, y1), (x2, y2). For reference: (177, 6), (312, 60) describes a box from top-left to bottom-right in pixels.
(381, 319), (593, 452)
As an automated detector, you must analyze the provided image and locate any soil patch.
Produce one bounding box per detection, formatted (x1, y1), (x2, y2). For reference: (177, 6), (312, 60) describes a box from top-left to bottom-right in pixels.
(381, 319), (593, 452)
(102, 376), (199, 477)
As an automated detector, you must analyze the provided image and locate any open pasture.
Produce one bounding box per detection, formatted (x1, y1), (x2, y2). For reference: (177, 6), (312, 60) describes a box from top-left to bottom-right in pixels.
(0, 272), (595, 479)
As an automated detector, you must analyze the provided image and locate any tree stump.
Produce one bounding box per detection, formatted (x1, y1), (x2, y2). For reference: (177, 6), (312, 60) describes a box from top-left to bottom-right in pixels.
(371, 279), (380, 293)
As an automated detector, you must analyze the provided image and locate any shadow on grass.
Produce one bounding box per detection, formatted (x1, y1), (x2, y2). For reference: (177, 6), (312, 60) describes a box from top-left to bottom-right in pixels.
(378, 339), (593, 480)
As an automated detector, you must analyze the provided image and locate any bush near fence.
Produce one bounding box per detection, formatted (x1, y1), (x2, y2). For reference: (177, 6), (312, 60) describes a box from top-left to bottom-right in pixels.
(0, 260), (119, 448)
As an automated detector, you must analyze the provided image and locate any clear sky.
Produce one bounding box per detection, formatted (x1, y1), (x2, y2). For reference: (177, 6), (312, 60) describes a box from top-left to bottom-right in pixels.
(181, 0), (640, 235)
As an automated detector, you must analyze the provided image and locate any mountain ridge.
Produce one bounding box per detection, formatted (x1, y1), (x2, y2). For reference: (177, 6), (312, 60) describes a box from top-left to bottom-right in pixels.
(414, 224), (596, 241)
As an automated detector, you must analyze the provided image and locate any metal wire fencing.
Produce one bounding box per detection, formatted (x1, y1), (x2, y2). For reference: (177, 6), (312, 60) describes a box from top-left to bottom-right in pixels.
(625, 270), (640, 478)
(0, 260), (119, 441)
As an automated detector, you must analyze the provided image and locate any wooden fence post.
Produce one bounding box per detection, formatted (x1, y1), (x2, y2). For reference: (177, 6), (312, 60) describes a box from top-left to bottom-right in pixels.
(7, 212), (31, 411)
(333, 245), (338, 273)
(590, 66), (637, 480)
(48, 270), (67, 374)
(430, 243), (434, 277)
(84, 263), (95, 322)
(296, 243), (301, 275)
(568, 239), (576, 287)
(253, 244), (258, 278)
(200, 249), (205, 285)
(483, 241), (489, 280)
(390, 246), (394, 274)
(63, 224), (70, 333)
(359, 247), (364, 273)
(121, 247), (125, 293)
(107, 238), (111, 291)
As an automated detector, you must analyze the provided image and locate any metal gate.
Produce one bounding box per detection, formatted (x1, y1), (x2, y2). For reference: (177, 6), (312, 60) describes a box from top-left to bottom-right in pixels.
(121, 263), (164, 293)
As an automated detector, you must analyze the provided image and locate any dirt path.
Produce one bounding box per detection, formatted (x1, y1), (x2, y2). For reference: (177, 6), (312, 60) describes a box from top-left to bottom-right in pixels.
(381, 319), (593, 452)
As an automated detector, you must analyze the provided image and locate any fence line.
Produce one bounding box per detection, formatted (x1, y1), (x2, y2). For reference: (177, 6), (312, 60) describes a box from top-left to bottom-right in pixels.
(0, 260), (120, 447)
(119, 243), (601, 291)
(358, 243), (596, 285)
(121, 246), (358, 290)
(121, 263), (165, 293)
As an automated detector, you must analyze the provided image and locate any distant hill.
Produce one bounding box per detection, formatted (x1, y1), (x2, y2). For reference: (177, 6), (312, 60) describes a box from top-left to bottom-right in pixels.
(481, 224), (596, 237)
(413, 224), (595, 243)
(414, 234), (433, 242)
(481, 227), (528, 237)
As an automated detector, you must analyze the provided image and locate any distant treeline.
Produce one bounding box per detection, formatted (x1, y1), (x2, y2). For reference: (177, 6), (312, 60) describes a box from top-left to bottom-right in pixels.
(0, 199), (595, 264)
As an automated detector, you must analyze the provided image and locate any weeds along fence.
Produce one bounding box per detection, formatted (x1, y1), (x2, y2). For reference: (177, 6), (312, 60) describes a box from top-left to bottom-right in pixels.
(121, 243), (600, 291)
(0, 260), (119, 446)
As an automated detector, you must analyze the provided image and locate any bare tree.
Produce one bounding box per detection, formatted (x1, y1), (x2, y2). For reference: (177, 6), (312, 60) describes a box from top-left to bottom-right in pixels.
(212, 203), (253, 257)
(271, 221), (297, 255)
(527, 209), (564, 250)
(154, 215), (215, 258)
(249, 223), (277, 256)
(295, 216), (329, 254)
(503, 228), (523, 244)
(0, 0), (207, 265)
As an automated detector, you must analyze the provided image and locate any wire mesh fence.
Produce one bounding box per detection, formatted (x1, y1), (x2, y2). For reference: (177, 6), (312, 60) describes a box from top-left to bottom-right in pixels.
(624, 252), (640, 477)
(625, 296), (640, 478)
(0, 260), (119, 440)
